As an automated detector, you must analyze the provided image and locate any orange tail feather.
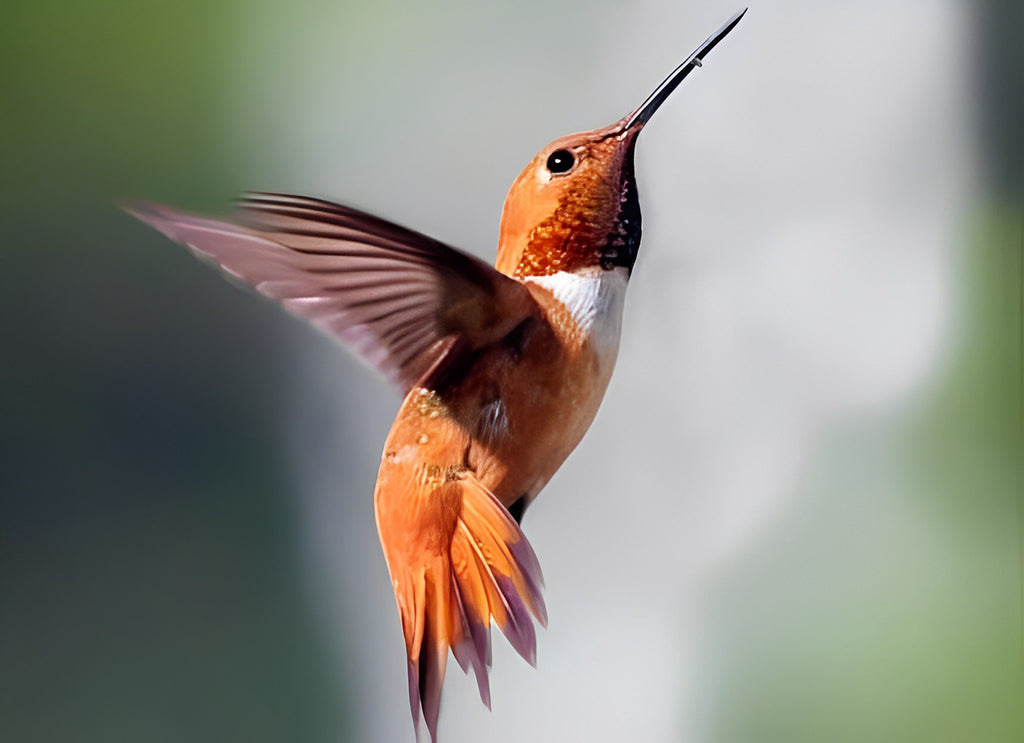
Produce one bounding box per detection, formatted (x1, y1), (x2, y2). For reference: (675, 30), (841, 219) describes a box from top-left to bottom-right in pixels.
(377, 474), (546, 741)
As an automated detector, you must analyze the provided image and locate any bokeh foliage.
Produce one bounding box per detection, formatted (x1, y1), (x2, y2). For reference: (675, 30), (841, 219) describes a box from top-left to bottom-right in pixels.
(2, 3), (347, 741)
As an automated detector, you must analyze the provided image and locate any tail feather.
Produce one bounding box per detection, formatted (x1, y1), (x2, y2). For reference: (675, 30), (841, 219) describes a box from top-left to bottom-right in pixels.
(448, 577), (491, 707)
(381, 474), (546, 741)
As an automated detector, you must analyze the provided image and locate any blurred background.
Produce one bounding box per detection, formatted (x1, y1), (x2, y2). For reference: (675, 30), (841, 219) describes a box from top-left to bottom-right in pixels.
(2, 1), (1021, 741)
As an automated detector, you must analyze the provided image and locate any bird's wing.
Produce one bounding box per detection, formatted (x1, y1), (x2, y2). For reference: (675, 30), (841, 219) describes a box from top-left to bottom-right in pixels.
(125, 192), (537, 393)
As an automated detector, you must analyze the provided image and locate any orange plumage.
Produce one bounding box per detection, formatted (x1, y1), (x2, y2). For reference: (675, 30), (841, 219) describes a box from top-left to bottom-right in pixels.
(124, 10), (745, 741)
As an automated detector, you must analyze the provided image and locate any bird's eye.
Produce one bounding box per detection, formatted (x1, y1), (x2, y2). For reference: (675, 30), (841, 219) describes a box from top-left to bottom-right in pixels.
(546, 149), (575, 175)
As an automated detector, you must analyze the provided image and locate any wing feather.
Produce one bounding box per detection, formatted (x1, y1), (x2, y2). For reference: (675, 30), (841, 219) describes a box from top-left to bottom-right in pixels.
(124, 193), (536, 392)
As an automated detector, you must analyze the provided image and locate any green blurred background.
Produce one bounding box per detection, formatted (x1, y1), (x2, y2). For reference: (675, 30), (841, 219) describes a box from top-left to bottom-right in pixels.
(2, 1), (1021, 741)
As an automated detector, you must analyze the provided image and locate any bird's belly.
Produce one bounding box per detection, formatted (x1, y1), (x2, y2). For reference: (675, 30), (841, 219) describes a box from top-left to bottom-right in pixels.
(488, 351), (616, 503)
(375, 267), (628, 512)
(469, 267), (628, 505)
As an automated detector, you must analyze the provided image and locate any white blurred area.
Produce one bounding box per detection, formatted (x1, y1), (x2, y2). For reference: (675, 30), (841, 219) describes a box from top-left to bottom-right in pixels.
(230, 1), (976, 740)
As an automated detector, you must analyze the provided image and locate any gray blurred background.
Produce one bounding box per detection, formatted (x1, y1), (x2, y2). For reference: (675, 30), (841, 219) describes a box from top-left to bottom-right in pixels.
(2, 1), (1021, 741)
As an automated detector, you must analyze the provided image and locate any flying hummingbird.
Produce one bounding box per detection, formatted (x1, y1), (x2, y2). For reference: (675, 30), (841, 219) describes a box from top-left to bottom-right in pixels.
(125, 9), (745, 741)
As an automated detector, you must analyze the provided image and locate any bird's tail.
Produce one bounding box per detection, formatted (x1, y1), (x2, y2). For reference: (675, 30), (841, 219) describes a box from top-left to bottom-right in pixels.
(376, 474), (546, 741)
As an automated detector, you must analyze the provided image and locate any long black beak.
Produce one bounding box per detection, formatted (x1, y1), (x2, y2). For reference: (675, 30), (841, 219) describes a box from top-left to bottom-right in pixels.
(623, 8), (747, 132)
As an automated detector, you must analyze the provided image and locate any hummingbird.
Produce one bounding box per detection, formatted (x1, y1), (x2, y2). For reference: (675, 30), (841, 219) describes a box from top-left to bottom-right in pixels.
(125, 9), (745, 741)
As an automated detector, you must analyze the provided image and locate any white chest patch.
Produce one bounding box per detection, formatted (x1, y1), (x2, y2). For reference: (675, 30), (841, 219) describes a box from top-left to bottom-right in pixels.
(524, 267), (629, 358)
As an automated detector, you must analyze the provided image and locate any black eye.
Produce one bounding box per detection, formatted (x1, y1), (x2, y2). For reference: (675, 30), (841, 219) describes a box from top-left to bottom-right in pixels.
(546, 149), (575, 174)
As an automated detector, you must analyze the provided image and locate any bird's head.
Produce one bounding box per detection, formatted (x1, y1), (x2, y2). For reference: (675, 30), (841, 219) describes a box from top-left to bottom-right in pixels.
(496, 9), (745, 279)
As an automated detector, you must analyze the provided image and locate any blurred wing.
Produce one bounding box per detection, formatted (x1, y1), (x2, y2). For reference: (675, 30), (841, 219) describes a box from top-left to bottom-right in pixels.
(124, 192), (536, 392)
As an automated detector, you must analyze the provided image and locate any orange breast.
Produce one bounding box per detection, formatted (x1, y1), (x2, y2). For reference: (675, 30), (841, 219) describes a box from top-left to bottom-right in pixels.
(375, 268), (625, 516)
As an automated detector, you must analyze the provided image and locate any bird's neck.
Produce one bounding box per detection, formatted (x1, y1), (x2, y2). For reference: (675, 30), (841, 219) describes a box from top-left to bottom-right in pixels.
(520, 266), (629, 357)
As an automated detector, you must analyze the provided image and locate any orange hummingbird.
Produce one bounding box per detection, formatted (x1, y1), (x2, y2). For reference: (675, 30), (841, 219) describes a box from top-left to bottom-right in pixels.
(124, 9), (745, 741)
